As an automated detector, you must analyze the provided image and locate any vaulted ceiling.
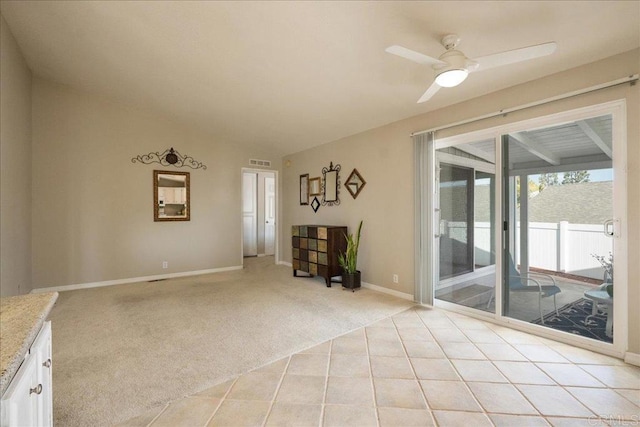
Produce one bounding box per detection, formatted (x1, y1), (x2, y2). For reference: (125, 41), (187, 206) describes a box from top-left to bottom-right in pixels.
(1, 1), (638, 156)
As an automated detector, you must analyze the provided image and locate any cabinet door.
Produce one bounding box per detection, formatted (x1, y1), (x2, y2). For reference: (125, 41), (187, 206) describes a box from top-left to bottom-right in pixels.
(0, 354), (40, 427)
(32, 322), (52, 427)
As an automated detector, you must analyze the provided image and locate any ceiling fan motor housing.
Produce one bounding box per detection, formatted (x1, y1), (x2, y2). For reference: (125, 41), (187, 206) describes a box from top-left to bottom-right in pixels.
(435, 49), (467, 72)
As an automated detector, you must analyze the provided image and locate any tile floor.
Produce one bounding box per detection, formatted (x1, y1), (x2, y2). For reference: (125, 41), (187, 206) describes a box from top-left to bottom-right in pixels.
(119, 306), (640, 427)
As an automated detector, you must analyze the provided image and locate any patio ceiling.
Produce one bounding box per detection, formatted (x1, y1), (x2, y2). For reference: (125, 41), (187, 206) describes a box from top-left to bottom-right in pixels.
(453, 114), (613, 175)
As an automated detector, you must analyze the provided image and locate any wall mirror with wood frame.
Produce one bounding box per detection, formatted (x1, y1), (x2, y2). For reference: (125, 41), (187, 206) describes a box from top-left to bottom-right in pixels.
(154, 170), (190, 221)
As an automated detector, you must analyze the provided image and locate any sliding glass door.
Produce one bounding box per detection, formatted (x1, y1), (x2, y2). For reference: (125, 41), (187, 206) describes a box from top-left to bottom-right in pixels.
(502, 114), (615, 344)
(434, 141), (496, 314)
(427, 103), (625, 350)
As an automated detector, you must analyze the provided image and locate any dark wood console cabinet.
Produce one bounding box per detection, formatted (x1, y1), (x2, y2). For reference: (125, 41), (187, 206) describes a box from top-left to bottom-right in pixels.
(292, 225), (347, 287)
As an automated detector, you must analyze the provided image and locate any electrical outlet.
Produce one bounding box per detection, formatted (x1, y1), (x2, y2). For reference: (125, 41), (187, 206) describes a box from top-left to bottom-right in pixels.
(393, 274), (399, 284)
(162, 261), (168, 269)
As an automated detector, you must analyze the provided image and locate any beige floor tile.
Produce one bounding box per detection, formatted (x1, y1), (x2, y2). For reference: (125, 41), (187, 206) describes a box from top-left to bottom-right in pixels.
(489, 414), (550, 426)
(439, 342), (487, 360)
(494, 361), (555, 385)
(367, 338), (406, 357)
(450, 317), (492, 330)
(252, 357), (289, 375)
(226, 371), (282, 401)
(462, 328), (506, 344)
(373, 378), (427, 409)
(378, 407), (434, 426)
(536, 363), (605, 387)
(341, 328), (366, 339)
(579, 364), (640, 389)
(513, 344), (570, 363)
(367, 317), (396, 328)
(403, 341), (446, 359)
(331, 336), (368, 355)
(365, 326), (400, 341)
(450, 359), (508, 383)
(207, 399), (270, 427)
(411, 358), (460, 380)
(546, 343), (625, 365)
(475, 343), (527, 361)
(265, 403), (322, 427)
(370, 356), (415, 379)
(516, 385), (594, 417)
(615, 388), (640, 406)
(115, 405), (167, 427)
(151, 396), (220, 427)
(325, 376), (374, 406)
(276, 375), (326, 404)
(419, 316), (456, 329)
(420, 380), (482, 411)
(546, 417), (602, 427)
(323, 404), (377, 427)
(397, 327), (434, 341)
(196, 379), (236, 398)
(329, 354), (370, 377)
(490, 327), (543, 344)
(566, 387), (640, 420)
(394, 318), (428, 329)
(430, 328), (470, 343)
(432, 410), (493, 427)
(299, 341), (331, 354)
(468, 382), (538, 415)
(286, 353), (329, 376)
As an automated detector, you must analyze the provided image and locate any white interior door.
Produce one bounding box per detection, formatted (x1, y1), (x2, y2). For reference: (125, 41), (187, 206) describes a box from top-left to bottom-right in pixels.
(242, 173), (258, 256)
(264, 176), (275, 255)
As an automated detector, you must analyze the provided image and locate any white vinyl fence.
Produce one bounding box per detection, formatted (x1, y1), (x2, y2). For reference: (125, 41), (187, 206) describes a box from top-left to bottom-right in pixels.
(444, 221), (612, 280)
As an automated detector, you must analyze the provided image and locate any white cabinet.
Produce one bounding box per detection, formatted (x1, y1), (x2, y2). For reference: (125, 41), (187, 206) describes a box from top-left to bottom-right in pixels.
(1, 322), (53, 427)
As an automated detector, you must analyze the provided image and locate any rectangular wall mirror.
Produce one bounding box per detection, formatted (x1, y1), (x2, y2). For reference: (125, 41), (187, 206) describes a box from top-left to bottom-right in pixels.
(324, 170), (338, 202)
(154, 170), (190, 221)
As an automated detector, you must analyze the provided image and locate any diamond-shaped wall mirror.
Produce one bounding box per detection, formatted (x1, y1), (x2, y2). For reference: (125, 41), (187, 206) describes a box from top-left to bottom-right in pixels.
(345, 168), (366, 199)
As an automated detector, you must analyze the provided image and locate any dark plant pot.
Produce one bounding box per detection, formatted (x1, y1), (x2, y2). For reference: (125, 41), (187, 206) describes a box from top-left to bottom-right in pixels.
(342, 271), (361, 291)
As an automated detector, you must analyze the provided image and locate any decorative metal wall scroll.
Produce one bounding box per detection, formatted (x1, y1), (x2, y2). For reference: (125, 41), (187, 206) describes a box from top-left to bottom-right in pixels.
(321, 162), (341, 206)
(132, 147), (207, 170)
(345, 168), (366, 199)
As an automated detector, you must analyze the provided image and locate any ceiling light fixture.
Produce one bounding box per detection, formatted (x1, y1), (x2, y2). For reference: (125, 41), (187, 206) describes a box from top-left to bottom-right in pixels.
(435, 68), (468, 87)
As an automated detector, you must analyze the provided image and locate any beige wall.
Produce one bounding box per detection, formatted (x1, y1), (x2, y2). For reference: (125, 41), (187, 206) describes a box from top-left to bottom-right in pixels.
(1, 15), (33, 297)
(282, 49), (639, 352)
(31, 79), (279, 288)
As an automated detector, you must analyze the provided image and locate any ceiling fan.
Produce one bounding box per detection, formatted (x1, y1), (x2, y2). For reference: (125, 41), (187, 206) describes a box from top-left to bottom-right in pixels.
(386, 34), (557, 103)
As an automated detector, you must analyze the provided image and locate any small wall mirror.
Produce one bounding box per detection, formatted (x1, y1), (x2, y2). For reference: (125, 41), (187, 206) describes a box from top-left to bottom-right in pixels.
(154, 170), (190, 221)
(309, 177), (321, 196)
(322, 162), (341, 206)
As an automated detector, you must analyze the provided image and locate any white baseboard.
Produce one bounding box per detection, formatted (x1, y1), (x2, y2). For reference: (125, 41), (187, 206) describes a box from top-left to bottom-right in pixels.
(361, 281), (414, 301)
(30, 265), (244, 294)
(624, 351), (640, 367)
(278, 261), (293, 267)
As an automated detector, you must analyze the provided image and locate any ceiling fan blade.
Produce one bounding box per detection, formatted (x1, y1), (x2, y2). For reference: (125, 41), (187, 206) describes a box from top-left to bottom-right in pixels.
(473, 42), (557, 72)
(385, 45), (446, 66)
(417, 81), (441, 103)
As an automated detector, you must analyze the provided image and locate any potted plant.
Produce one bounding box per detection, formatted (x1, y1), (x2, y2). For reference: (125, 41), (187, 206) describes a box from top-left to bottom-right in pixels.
(339, 220), (363, 291)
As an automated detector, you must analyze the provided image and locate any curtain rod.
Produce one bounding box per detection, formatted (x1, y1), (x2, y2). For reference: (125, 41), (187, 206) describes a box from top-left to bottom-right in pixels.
(411, 74), (639, 137)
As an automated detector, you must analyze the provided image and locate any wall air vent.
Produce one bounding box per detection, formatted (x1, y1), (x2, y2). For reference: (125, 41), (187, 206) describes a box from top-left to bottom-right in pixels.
(249, 159), (272, 167)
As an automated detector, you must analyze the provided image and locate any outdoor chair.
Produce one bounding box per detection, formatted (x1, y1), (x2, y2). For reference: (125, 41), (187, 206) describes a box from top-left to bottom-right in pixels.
(486, 256), (562, 324)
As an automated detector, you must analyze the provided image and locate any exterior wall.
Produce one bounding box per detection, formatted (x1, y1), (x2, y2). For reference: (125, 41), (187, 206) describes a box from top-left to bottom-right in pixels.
(282, 49), (639, 353)
(31, 78), (279, 288)
(0, 15), (33, 296)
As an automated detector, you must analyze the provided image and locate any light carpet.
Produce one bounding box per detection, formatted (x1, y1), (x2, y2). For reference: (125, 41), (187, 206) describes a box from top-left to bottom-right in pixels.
(49, 257), (414, 426)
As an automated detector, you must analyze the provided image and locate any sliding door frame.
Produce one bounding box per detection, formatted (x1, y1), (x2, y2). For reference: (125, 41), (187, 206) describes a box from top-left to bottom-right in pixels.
(423, 99), (628, 357)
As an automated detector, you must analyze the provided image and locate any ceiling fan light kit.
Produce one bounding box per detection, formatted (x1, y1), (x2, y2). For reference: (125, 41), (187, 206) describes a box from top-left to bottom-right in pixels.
(386, 33), (557, 103)
(435, 69), (468, 87)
